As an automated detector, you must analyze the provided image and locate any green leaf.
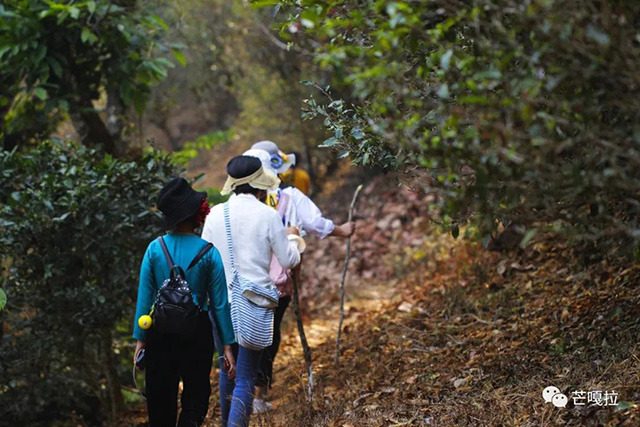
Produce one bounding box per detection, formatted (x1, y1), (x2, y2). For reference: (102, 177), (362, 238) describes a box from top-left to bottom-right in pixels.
(34, 45), (47, 64)
(172, 49), (186, 66)
(616, 401), (637, 412)
(132, 92), (147, 115)
(87, 1), (96, 14)
(520, 228), (538, 248)
(81, 27), (98, 45)
(301, 19), (315, 29)
(0, 288), (6, 311)
(69, 6), (80, 20)
(440, 49), (453, 71)
(119, 81), (133, 105)
(34, 88), (48, 101)
(437, 84), (449, 99)
(320, 137), (338, 147)
(149, 14), (169, 30)
(586, 25), (610, 46)
(53, 212), (70, 222)
(460, 96), (490, 105)
(473, 70), (502, 80)
(48, 58), (63, 78)
(249, 0), (280, 8)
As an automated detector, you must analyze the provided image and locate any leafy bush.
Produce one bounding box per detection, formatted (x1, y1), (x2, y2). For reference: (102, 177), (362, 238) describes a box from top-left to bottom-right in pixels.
(259, 0), (640, 253)
(0, 140), (179, 424)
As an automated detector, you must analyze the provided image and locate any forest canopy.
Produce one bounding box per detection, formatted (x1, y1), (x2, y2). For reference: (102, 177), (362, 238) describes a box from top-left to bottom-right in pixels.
(259, 0), (640, 254)
(0, 0), (175, 154)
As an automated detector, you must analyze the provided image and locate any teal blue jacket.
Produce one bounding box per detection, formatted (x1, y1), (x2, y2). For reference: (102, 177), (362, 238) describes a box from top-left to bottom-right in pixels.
(133, 234), (235, 344)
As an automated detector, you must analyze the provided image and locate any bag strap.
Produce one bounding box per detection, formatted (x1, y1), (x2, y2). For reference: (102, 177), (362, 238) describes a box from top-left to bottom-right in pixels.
(223, 202), (235, 269)
(277, 191), (290, 225)
(187, 243), (213, 270)
(158, 236), (175, 269)
(159, 236), (212, 271)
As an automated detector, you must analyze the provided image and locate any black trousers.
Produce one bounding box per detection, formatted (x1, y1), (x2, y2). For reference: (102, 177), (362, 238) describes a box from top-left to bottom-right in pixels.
(145, 312), (214, 427)
(255, 296), (291, 388)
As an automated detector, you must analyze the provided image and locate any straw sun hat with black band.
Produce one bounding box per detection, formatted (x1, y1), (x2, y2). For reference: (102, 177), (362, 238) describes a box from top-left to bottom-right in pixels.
(157, 177), (208, 229)
(221, 155), (280, 196)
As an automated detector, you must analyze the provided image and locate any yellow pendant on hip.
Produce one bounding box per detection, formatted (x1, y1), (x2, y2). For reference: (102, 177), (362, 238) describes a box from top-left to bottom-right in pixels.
(138, 315), (152, 330)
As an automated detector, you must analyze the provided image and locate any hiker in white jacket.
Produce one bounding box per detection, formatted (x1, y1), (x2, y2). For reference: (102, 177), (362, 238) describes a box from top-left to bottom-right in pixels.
(243, 142), (356, 413)
(202, 155), (301, 426)
(252, 140), (355, 239)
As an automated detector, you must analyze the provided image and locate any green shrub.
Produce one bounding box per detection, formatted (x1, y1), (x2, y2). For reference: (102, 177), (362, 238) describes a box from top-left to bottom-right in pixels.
(0, 140), (179, 424)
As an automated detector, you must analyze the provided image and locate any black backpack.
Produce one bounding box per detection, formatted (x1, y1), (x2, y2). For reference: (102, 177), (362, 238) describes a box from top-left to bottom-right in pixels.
(151, 236), (213, 340)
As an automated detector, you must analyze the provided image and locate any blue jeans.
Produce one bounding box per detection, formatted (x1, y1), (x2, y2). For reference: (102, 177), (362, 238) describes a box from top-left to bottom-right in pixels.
(210, 312), (262, 427)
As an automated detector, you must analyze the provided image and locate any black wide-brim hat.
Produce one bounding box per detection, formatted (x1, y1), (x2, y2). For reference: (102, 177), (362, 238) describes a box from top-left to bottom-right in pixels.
(157, 177), (207, 229)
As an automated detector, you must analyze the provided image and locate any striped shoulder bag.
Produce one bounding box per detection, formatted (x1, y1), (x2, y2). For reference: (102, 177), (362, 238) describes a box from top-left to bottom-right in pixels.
(224, 202), (280, 350)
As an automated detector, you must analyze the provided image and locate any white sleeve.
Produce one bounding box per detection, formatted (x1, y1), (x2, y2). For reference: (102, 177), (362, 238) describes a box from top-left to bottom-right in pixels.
(289, 188), (335, 239)
(268, 210), (301, 269)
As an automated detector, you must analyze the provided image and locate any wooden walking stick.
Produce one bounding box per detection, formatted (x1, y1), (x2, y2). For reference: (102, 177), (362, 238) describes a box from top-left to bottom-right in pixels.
(291, 264), (314, 399)
(335, 184), (363, 365)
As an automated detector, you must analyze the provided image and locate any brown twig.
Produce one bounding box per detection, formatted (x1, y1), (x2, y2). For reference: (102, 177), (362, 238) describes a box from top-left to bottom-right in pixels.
(291, 267), (314, 399)
(335, 184), (363, 364)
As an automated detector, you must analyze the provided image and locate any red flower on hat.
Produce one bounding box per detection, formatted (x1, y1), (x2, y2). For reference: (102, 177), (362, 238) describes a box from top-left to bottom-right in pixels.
(196, 198), (210, 225)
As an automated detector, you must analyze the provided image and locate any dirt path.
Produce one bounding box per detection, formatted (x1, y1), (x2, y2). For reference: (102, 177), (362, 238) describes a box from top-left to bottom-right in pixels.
(248, 177), (440, 426)
(268, 280), (396, 413)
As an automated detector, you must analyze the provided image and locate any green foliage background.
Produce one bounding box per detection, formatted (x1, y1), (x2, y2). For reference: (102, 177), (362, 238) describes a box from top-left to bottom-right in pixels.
(0, 0), (175, 153)
(259, 0), (640, 253)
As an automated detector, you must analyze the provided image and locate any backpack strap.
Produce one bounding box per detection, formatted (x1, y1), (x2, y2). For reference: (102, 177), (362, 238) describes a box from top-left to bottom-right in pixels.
(187, 243), (213, 270)
(158, 236), (175, 269)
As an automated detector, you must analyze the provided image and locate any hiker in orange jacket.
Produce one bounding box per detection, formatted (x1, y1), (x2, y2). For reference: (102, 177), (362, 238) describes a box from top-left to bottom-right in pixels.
(281, 151), (311, 195)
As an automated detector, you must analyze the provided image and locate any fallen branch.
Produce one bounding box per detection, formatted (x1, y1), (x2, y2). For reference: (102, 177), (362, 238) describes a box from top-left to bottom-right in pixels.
(291, 268), (314, 399)
(335, 184), (363, 365)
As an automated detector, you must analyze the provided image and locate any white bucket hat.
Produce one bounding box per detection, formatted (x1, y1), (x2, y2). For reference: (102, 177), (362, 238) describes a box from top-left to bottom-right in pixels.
(251, 141), (296, 174)
(243, 149), (278, 176)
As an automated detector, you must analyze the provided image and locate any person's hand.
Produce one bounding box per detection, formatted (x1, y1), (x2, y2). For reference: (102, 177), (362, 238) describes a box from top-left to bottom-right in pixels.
(223, 345), (236, 380)
(333, 221), (356, 238)
(286, 225), (300, 236)
(134, 340), (145, 367)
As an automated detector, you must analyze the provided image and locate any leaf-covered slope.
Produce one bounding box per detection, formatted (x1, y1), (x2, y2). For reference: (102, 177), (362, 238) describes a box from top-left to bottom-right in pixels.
(265, 176), (640, 427)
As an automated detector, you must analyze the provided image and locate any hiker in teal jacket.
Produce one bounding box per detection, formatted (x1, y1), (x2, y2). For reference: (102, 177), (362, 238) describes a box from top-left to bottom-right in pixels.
(133, 177), (236, 427)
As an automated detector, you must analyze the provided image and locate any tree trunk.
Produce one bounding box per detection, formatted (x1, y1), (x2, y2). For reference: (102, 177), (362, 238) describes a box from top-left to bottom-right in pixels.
(302, 133), (317, 196)
(106, 85), (129, 156)
(101, 328), (124, 421)
(75, 333), (107, 418)
(69, 100), (118, 155)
